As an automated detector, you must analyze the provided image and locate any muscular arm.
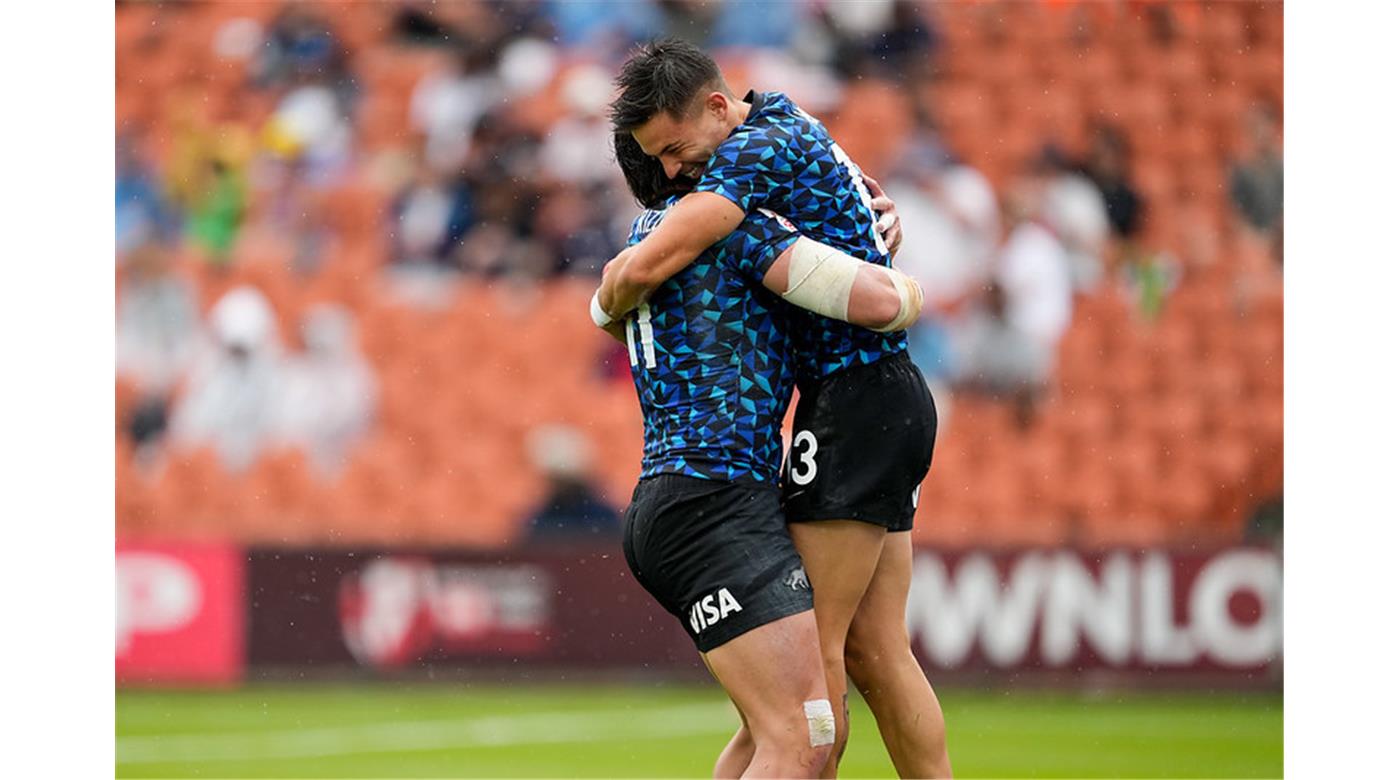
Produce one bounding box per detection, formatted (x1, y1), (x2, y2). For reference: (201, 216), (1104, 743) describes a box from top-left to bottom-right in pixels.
(597, 192), (745, 318)
(762, 238), (923, 332)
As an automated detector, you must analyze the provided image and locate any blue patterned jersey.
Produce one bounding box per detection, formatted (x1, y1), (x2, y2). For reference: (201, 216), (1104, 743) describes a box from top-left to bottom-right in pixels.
(694, 90), (908, 385)
(625, 197), (801, 484)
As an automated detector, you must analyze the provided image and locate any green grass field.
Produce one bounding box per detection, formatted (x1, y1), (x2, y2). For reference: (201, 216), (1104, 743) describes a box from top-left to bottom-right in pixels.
(117, 683), (1282, 779)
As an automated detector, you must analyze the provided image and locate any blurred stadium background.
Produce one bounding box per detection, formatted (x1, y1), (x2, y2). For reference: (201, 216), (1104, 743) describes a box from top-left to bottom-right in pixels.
(114, 1), (1283, 777)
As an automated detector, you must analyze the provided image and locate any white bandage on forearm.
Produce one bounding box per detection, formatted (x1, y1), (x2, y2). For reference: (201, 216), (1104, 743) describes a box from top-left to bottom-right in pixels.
(804, 699), (836, 747)
(874, 266), (924, 333)
(782, 236), (861, 322)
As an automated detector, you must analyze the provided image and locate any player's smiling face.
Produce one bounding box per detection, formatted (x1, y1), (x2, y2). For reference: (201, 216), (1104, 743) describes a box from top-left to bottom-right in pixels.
(632, 92), (734, 182)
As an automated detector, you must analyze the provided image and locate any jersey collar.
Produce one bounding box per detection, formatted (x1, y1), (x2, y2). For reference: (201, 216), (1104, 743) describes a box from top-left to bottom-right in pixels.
(742, 89), (769, 122)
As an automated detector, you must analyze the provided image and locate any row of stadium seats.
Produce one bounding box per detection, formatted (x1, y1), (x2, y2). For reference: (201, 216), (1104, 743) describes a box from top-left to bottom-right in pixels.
(117, 259), (1282, 549)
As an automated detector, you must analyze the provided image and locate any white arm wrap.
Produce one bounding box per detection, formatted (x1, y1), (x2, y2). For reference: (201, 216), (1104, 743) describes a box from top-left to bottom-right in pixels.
(873, 265), (924, 333)
(589, 290), (614, 328)
(781, 236), (860, 322)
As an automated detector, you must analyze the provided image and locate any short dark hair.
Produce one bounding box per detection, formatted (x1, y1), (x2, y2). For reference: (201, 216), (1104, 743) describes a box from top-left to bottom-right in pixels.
(610, 38), (726, 131)
(613, 131), (696, 209)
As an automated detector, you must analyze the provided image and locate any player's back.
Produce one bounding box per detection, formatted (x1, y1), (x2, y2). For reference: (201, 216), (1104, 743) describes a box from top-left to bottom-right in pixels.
(694, 90), (908, 385)
(623, 196), (797, 485)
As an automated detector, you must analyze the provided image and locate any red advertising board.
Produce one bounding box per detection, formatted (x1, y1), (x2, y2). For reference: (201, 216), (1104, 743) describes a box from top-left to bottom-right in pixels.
(116, 543), (245, 685)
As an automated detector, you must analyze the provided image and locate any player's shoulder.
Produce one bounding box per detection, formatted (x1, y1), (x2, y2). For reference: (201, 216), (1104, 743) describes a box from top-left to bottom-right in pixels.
(726, 91), (804, 143)
(628, 198), (678, 244)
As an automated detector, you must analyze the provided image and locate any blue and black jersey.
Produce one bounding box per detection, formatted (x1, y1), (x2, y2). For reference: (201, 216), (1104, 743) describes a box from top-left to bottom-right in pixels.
(624, 197), (800, 485)
(693, 90), (908, 385)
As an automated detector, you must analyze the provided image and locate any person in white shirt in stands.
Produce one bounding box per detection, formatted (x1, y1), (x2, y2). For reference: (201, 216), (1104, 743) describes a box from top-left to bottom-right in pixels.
(170, 286), (286, 472)
(275, 304), (377, 475)
(954, 170), (1073, 425)
(1035, 145), (1110, 293)
(996, 171), (1075, 355)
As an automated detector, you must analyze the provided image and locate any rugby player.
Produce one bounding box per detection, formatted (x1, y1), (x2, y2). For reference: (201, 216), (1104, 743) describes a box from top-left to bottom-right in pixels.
(603, 130), (920, 778)
(596, 40), (950, 778)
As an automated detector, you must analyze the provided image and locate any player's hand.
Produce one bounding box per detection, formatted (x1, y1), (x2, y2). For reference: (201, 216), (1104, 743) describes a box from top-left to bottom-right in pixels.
(599, 258), (619, 314)
(864, 173), (903, 258)
(600, 320), (628, 344)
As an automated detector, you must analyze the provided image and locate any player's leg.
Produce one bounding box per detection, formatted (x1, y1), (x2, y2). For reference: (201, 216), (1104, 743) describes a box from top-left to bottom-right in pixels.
(713, 725), (755, 780)
(845, 531), (953, 778)
(786, 519), (887, 778)
(702, 655), (755, 779)
(703, 611), (833, 778)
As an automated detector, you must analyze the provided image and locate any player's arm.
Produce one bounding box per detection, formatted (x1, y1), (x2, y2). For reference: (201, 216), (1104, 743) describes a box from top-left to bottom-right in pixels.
(597, 192), (745, 318)
(763, 237), (922, 332)
(592, 257), (637, 343)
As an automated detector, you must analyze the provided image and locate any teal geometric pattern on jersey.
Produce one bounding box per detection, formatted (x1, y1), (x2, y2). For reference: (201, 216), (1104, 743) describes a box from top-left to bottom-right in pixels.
(693, 90), (908, 385)
(624, 196), (800, 485)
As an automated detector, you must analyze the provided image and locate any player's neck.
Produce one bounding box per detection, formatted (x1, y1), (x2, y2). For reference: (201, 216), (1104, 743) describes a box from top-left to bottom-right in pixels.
(727, 100), (751, 132)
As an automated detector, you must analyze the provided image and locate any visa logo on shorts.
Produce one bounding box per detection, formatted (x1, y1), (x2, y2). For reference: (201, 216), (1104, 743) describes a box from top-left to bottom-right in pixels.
(688, 588), (743, 633)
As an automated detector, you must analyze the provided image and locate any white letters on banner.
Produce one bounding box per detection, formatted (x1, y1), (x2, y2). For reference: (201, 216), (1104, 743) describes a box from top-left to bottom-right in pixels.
(115, 553), (202, 654)
(1042, 552), (1134, 666)
(1191, 549), (1282, 666)
(906, 549), (1281, 669)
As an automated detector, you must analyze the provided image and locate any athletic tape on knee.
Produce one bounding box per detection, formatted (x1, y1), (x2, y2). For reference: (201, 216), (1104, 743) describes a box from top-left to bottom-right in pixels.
(782, 237), (859, 323)
(803, 699), (836, 747)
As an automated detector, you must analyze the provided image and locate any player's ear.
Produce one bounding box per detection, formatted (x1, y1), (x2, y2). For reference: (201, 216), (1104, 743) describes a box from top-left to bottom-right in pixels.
(705, 91), (728, 119)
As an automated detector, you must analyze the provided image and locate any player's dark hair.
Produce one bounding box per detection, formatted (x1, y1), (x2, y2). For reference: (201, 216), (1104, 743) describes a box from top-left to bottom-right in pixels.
(614, 131), (696, 209)
(610, 38), (727, 131)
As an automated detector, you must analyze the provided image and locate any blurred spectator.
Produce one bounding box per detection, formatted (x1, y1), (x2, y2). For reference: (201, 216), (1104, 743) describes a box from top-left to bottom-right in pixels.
(186, 156), (247, 265)
(814, 0), (938, 79)
(954, 282), (1050, 426)
(1081, 124), (1144, 242)
(393, 1), (468, 47)
(1034, 146), (1110, 293)
(993, 178), (1074, 359)
(410, 47), (502, 174)
(709, 0), (800, 49)
(654, 0), (722, 46)
(532, 184), (621, 277)
(496, 37), (561, 101)
(264, 75), (354, 184)
(254, 5), (356, 105)
(546, 0), (662, 51)
(1228, 102), (1284, 244)
(170, 287), (285, 472)
(521, 425), (620, 543)
(538, 66), (616, 186)
(275, 305), (377, 475)
(885, 130), (1000, 310)
(117, 245), (200, 395)
(883, 126), (999, 386)
(1120, 248), (1182, 321)
(164, 98), (253, 266)
(391, 164), (474, 269)
(116, 130), (176, 257)
(395, 0), (554, 50)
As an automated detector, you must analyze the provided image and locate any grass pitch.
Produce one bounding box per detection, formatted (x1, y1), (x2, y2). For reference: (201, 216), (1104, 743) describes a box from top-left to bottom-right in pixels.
(117, 683), (1281, 778)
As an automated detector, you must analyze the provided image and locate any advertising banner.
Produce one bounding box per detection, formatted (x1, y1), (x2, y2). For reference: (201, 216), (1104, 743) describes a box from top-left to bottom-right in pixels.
(116, 542), (245, 685)
(904, 548), (1282, 679)
(245, 547), (698, 671)
(243, 545), (1280, 684)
